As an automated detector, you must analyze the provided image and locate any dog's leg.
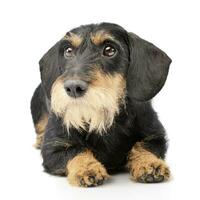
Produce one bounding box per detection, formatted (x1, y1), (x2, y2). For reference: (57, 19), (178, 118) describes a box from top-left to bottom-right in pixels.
(127, 141), (170, 183)
(34, 113), (48, 148)
(126, 102), (170, 183)
(41, 114), (109, 187)
(67, 150), (109, 187)
(42, 146), (109, 187)
(31, 84), (49, 148)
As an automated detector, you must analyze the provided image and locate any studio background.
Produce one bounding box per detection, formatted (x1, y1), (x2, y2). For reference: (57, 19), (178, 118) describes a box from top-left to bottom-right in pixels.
(0, 0), (199, 200)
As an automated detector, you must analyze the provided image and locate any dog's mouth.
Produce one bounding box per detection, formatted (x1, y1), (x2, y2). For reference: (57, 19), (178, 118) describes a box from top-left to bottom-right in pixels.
(51, 71), (126, 133)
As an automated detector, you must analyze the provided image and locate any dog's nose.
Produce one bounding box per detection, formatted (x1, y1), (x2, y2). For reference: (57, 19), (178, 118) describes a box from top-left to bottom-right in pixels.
(64, 80), (88, 98)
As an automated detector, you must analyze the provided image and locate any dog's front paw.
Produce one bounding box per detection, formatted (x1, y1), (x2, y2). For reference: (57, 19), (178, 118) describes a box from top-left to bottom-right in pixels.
(67, 151), (109, 187)
(72, 164), (109, 187)
(127, 142), (170, 183)
(131, 159), (170, 183)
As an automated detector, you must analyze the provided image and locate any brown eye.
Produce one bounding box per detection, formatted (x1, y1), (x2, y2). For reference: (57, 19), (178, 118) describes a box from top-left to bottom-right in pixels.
(103, 45), (116, 57)
(64, 47), (73, 58)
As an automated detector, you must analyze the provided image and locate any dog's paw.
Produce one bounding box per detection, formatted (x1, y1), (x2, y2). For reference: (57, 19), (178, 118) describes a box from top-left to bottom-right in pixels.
(127, 142), (170, 183)
(78, 166), (109, 187)
(67, 151), (109, 187)
(68, 162), (109, 187)
(131, 159), (170, 183)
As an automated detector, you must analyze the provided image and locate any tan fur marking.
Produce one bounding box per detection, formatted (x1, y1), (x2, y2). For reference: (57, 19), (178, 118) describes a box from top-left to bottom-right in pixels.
(127, 142), (170, 182)
(34, 114), (48, 148)
(91, 30), (115, 45)
(63, 32), (82, 47)
(51, 70), (125, 134)
(66, 150), (109, 187)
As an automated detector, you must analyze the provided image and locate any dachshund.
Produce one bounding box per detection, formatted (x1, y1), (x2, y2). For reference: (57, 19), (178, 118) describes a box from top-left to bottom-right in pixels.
(31, 22), (171, 187)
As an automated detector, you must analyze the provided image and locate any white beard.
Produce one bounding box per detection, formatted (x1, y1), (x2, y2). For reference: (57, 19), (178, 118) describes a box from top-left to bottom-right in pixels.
(51, 73), (125, 134)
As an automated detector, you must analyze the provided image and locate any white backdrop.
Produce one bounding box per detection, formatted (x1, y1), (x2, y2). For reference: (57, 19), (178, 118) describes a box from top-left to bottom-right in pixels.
(0, 0), (200, 200)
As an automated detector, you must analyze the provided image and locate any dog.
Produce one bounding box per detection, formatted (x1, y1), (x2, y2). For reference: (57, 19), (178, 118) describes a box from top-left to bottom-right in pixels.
(31, 22), (172, 187)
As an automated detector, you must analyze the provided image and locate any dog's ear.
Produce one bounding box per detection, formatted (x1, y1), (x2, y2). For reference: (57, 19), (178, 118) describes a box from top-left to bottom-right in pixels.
(127, 33), (172, 102)
(39, 41), (61, 98)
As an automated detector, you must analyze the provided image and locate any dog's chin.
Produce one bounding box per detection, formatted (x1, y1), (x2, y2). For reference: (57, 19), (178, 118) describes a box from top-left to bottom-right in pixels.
(62, 99), (116, 134)
(51, 91), (120, 134)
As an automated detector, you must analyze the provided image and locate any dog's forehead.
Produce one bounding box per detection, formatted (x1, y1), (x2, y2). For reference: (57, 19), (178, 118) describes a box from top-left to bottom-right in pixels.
(64, 23), (127, 46)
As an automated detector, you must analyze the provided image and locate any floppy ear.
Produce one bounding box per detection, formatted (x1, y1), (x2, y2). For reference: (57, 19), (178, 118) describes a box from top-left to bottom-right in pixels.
(39, 41), (61, 98)
(127, 33), (172, 102)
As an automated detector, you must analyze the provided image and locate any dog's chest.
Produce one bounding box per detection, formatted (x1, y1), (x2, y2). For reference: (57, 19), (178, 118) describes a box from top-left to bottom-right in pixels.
(83, 124), (137, 169)
(66, 109), (137, 168)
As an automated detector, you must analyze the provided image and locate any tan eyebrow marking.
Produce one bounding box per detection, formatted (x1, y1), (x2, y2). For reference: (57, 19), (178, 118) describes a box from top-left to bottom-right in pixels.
(63, 32), (83, 47)
(90, 30), (115, 45)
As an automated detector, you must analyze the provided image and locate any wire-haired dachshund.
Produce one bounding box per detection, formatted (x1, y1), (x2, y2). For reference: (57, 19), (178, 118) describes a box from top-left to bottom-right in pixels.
(31, 22), (171, 187)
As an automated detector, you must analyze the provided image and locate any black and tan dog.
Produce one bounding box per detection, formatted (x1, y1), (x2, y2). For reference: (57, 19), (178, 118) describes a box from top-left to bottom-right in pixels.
(31, 23), (171, 187)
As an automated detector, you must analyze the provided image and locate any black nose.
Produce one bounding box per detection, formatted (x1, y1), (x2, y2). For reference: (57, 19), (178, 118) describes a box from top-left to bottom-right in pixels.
(64, 80), (88, 98)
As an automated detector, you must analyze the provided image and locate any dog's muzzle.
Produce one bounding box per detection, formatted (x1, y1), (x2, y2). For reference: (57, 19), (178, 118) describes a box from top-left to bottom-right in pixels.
(64, 80), (88, 98)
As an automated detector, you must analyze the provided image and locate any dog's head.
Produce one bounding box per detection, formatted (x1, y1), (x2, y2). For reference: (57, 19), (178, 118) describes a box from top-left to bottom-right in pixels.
(39, 23), (171, 133)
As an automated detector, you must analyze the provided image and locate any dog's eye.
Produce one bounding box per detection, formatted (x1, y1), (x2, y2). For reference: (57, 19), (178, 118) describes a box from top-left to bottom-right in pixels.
(103, 45), (116, 57)
(64, 47), (74, 58)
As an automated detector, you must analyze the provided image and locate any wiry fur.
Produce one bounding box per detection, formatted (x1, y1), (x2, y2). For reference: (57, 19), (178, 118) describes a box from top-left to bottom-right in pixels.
(51, 71), (125, 133)
(30, 22), (172, 187)
(63, 32), (83, 47)
(91, 30), (115, 45)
